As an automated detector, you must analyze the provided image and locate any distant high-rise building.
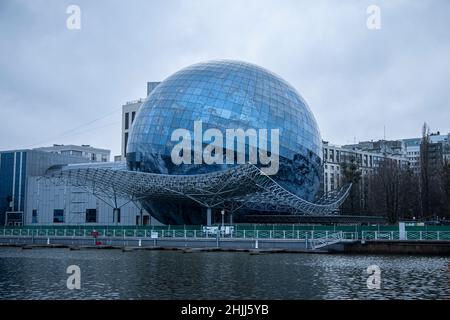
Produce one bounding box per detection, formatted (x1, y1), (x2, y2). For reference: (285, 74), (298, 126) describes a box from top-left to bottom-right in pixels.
(403, 137), (421, 170)
(147, 81), (160, 96)
(403, 133), (449, 171)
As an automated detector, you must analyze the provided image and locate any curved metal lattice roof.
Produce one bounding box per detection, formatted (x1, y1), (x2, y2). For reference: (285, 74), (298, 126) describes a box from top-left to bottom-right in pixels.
(45, 163), (351, 216)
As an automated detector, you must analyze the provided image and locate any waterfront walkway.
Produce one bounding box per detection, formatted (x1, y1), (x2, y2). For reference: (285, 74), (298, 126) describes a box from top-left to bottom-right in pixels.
(1, 224), (450, 241)
(1, 225), (450, 254)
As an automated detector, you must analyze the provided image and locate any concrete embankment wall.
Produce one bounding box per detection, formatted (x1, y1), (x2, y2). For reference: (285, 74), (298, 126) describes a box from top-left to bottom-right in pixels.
(335, 240), (450, 255)
(1, 236), (450, 255)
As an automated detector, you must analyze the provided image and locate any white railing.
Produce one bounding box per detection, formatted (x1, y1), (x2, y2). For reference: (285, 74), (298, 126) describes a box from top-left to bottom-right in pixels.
(309, 231), (344, 249)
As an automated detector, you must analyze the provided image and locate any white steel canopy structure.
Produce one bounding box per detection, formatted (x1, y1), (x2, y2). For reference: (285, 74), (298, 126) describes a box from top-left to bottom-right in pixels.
(45, 162), (351, 219)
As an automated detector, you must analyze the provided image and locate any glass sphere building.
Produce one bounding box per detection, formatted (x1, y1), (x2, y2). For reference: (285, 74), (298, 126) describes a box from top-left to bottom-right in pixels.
(127, 60), (323, 224)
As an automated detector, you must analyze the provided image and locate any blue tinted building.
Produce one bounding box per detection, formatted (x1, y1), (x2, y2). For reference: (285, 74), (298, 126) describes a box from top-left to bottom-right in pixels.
(127, 60), (324, 224)
(0, 151), (27, 225)
(0, 150), (93, 225)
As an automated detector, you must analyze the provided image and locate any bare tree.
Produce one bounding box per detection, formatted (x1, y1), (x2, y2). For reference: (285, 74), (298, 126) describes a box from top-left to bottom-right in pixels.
(340, 155), (362, 215)
(443, 160), (450, 219)
(419, 122), (430, 219)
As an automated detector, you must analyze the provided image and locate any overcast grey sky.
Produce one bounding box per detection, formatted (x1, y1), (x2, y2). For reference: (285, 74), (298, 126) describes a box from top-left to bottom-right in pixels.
(0, 0), (449, 156)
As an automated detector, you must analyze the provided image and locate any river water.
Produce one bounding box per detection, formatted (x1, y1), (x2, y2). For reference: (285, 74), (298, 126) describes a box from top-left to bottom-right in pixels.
(0, 248), (448, 299)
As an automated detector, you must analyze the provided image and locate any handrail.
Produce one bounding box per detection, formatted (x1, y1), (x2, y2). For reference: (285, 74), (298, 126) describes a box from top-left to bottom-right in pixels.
(1, 228), (449, 241)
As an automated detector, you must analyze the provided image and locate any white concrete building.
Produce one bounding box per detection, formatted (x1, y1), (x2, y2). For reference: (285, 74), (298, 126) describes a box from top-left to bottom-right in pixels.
(122, 99), (142, 158)
(121, 82), (160, 158)
(322, 141), (409, 193)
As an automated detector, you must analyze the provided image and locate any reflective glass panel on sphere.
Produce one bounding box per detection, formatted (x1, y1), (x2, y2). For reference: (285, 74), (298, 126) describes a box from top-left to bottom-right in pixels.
(127, 60), (322, 224)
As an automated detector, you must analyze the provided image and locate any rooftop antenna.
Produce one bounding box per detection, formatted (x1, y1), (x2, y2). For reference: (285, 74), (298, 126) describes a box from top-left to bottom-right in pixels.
(383, 125), (386, 140)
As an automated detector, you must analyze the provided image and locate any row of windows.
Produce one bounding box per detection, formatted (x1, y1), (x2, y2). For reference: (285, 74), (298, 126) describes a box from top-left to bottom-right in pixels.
(124, 111), (136, 130)
(32, 209), (99, 224)
(31, 209), (153, 225)
(123, 111), (137, 155)
(58, 150), (108, 162)
(323, 147), (408, 168)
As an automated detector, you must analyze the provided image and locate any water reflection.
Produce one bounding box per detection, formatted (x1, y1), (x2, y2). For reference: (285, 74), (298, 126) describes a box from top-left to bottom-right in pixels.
(0, 248), (448, 299)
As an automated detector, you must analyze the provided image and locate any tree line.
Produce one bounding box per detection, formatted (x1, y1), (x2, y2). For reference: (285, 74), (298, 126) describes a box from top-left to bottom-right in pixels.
(340, 123), (450, 223)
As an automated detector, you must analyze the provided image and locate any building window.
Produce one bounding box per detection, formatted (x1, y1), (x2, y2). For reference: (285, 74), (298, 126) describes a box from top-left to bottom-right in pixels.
(32, 209), (38, 224)
(53, 209), (64, 223)
(125, 112), (129, 130)
(124, 132), (129, 155)
(131, 111), (136, 124)
(114, 209), (121, 223)
(91, 153), (96, 161)
(86, 209), (97, 223)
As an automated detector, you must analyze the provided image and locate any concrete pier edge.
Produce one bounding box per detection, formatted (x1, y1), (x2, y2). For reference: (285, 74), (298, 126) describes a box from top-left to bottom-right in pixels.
(1, 236), (449, 255)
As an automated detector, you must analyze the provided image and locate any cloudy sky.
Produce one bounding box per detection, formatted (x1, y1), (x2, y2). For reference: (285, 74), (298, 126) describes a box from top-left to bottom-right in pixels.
(0, 0), (449, 156)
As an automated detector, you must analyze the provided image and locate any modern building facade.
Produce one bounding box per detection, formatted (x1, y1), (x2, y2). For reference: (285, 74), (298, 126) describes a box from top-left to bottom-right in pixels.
(0, 148), (156, 226)
(26, 175), (152, 225)
(0, 149), (87, 226)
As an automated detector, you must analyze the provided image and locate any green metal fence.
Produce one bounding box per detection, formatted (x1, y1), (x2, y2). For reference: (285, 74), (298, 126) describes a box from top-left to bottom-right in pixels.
(1, 226), (450, 241)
